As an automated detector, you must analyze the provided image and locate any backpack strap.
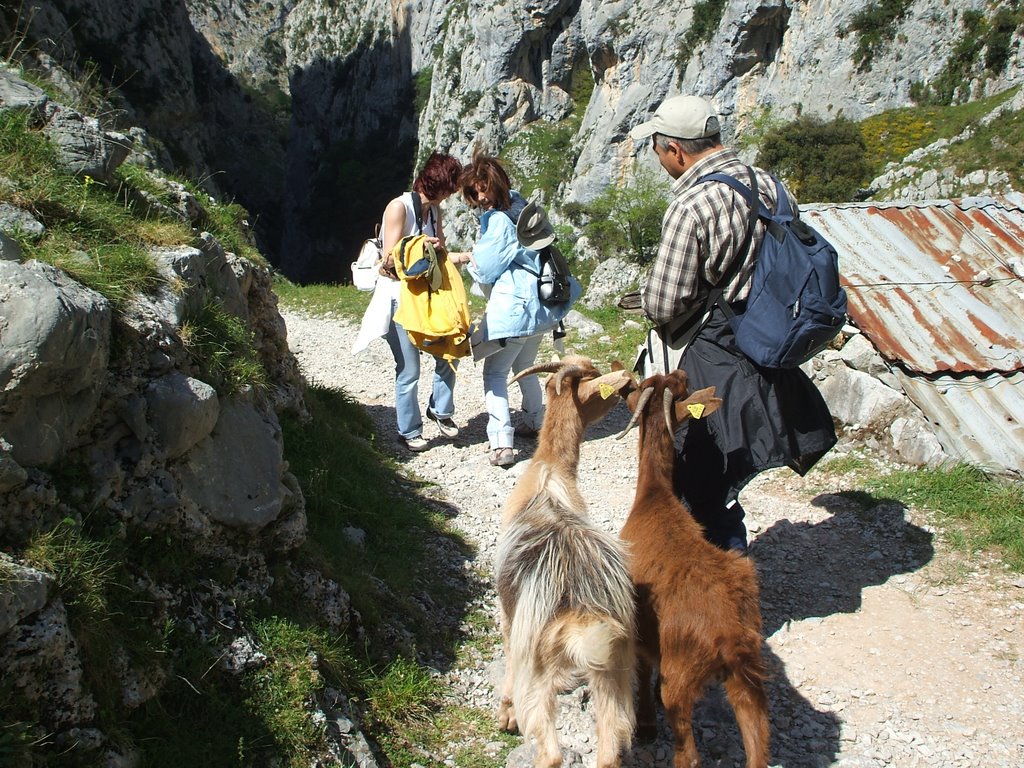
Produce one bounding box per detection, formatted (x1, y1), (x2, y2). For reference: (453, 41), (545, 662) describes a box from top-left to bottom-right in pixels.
(695, 166), (761, 322)
(410, 191), (424, 235)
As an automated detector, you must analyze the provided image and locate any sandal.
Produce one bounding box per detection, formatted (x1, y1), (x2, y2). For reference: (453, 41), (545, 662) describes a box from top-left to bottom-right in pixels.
(489, 447), (515, 467)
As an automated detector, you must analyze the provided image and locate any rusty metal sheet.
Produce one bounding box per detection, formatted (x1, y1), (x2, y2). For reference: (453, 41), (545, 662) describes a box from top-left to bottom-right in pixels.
(894, 369), (1024, 477)
(801, 196), (1024, 375)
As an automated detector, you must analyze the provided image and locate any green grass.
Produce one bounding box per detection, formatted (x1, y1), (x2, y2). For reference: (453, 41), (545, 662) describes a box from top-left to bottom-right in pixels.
(860, 86), (1019, 177)
(362, 655), (440, 731)
(572, 304), (647, 370)
(814, 452), (873, 478)
(242, 618), (358, 766)
(22, 518), (117, 633)
(180, 298), (270, 396)
(943, 95), (1024, 191)
(272, 276), (373, 317)
(279, 385), (474, 634)
(0, 110), (173, 309)
(866, 464), (1024, 571)
(1, 105), (265, 310)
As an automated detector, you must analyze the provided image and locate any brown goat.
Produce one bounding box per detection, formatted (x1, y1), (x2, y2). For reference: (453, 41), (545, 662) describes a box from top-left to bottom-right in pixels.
(618, 369), (770, 768)
(495, 356), (637, 768)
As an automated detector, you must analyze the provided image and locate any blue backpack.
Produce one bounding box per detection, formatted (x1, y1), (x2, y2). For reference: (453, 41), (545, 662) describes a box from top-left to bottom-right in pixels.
(699, 169), (848, 368)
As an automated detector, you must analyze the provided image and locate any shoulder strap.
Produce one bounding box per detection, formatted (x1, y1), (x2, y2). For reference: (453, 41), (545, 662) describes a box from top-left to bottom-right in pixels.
(770, 177), (793, 219)
(696, 167), (760, 318)
(410, 191), (423, 235)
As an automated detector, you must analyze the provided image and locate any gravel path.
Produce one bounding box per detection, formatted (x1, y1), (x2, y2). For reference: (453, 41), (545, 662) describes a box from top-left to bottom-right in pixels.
(284, 310), (1024, 768)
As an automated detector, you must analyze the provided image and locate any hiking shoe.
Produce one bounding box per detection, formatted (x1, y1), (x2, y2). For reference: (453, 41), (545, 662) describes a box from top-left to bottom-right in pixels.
(489, 447), (515, 467)
(402, 435), (429, 453)
(514, 423), (539, 439)
(427, 409), (459, 438)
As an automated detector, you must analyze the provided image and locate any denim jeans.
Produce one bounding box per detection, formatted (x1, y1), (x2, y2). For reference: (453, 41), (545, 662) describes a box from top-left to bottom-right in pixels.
(384, 301), (457, 439)
(482, 331), (544, 449)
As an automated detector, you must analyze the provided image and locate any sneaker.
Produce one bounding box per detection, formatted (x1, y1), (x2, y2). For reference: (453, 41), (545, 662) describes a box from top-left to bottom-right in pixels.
(402, 435), (429, 453)
(427, 409), (459, 438)
(489, 447), (515, 467)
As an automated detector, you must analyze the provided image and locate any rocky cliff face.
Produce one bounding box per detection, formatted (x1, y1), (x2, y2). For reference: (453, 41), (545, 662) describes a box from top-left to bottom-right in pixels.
(0, 69), (358, 762)
(5, 0), (1022, 280)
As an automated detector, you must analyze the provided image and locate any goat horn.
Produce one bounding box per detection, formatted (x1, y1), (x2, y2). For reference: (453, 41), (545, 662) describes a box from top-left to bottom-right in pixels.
(615, 386), (654, 440)
(553, 364), (588, 396)
(663, 388), (675, 430)
(510, 361), (562, 385)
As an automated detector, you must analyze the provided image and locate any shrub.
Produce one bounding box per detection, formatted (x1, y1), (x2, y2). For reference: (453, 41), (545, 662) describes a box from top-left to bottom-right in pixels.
(676, 0), (729, 71)
(847, 0), (915, 71)
(567, 167), (669, 266)
(913, 10), (986, 106)
(756, 115), (872, 203)
(984, 6), (1024, 74)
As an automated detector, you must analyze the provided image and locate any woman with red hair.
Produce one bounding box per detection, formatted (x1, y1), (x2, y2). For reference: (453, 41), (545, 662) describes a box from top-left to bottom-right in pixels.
(375, 152), (469, 452)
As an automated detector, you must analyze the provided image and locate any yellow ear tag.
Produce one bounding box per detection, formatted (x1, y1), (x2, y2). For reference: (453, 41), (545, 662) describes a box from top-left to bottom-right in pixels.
(599, 383), (616, 400)
(687, 403), (706, 419)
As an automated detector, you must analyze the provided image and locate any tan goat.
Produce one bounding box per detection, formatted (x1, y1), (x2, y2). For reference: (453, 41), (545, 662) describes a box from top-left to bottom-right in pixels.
(618, 369), (770, 768)
(495, 357), (638, 768)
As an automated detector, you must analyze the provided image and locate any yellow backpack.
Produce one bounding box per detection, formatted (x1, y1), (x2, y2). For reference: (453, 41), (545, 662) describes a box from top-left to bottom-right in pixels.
(392, 235), (471, 363)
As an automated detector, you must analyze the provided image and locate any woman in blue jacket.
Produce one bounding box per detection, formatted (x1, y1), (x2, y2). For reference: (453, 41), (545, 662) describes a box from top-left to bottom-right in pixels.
(455, 155), (580, 467)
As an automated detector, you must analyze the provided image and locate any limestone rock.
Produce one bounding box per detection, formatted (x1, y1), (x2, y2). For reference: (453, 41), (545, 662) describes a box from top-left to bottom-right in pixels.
(0, 438), (28, 492)
(890, 416), (953, 468)
(0, 557), (53, 637)
(0, 68), (49, 123)
(175, 399), (289, 531)
(42, 103), (130, 183)
(145, 373), (220, 459)
(817, 364), (908, 432)
(0, 231), (21, 261)
(581, 256), (642, 309)
(0, 260), (111, 467)
(0, 599), (98, 728)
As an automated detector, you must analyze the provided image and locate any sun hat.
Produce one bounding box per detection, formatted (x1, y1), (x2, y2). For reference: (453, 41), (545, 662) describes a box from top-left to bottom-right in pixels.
(516, 199), (556, 250)
(628, 95), (721, 141)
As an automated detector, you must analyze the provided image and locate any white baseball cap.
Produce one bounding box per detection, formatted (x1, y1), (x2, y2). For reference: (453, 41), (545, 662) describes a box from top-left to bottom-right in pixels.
(629, 95), (721, 141)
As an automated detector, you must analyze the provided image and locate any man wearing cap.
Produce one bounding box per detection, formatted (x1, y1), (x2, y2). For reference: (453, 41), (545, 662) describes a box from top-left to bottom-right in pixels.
(630, 95), (836, 552)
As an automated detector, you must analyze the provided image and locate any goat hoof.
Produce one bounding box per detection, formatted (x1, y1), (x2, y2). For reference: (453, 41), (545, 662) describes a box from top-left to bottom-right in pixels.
(497, 707), (519, 734)
(636, 723), (658, 743)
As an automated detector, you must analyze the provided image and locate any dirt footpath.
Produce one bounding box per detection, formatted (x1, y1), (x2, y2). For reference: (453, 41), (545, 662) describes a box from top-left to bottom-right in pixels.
(284, 310), (1024, 768)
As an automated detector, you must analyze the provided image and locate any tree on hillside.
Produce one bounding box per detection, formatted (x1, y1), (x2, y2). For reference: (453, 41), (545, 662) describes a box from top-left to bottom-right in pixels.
(756, 116), (872, 203)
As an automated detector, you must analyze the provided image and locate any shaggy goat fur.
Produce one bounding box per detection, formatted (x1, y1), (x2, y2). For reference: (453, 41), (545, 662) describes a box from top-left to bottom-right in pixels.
(495, 357), (637, 768)
(618, 370), (770, 768)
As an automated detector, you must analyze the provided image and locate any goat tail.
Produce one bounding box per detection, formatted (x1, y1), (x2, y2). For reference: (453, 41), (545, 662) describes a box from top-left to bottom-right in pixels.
(511, 611), (637, 741)
(551, 611), (635, 674)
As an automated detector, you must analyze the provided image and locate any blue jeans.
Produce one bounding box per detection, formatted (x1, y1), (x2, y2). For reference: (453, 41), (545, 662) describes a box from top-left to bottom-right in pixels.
(482, 332), (544, 450)
(384, 302), (457, 439)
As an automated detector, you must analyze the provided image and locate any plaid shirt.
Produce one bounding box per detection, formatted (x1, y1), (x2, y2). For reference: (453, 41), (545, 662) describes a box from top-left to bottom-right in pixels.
(642, 148), (797, 326)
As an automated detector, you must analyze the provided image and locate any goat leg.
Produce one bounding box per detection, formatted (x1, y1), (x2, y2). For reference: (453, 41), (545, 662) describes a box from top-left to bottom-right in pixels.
(723, 670), (771, 768)
(635, 655), (658, 742)
(591, 662), (635, 768)
(497, 609), (519, 733)
(661, 675), (701, 768)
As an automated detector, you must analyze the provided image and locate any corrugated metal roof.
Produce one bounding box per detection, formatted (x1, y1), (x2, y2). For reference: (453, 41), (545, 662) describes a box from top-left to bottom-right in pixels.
(894, 370), (1024, 476)
(802, 195), (1024, 476)
(801, 195), (1024, 375)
